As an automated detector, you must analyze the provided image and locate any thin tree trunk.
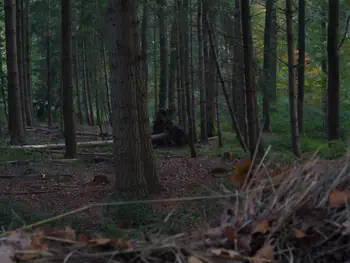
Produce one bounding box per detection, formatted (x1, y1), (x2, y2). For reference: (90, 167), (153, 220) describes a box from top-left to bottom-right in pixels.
(240, 0), (263, 158)
(24, 0), (33, 121)
(157, 0), (168, 109)
(168, 20), (177, 119)
(21, 0), (31, 126)
(47, 29), (52, 127)
(297, 0), (305, 134)
(16, 0), (26, 128)
(286, 0), (301, 158)
(198, 0), (207, 142)
(74, 40), (83, 124)
(327, 0), (340, 141)
(61, 0), (77, 158)
(5, 0), (25, 144)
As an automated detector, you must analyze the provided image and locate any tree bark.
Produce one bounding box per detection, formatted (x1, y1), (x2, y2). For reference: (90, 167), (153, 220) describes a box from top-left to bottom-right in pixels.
(61, 0), (77, 158)
(157, 0), (168, 109)
(241, 0), (264, 158)
(107, 0), (159, 197)
(16, 0), (27, 128)
(286, 0), (301, 157)
(198, 0), (208, 142)
(5, 0), (25, 144)
(297, 0), (305, 134)
(327, 0), (340, 141)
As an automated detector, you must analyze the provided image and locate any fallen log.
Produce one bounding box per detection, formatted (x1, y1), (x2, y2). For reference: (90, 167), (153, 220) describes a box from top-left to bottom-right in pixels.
(151, 132), (170, 140)
(6, 140), (113, 150)
(6, 133), (170, 151)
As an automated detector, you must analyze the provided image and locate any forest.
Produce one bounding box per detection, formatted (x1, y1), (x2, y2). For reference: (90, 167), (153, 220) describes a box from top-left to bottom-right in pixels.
(0, 0), (349, 262)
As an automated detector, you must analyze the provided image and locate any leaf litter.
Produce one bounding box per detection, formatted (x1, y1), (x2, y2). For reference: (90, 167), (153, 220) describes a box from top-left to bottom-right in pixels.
(2, 132), (350, 262)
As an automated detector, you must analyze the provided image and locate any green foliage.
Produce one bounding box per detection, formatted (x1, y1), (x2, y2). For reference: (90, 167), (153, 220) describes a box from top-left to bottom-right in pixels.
(0, 148), (48, 164)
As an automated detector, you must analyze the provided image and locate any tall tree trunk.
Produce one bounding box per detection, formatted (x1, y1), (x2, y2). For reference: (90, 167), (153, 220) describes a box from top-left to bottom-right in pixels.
(177, 0), (187, 129)
(24, 0), (33, 120)
(204, 2), (216, 137)
(47, 28), (52, 127)
(189, 0), (197, 143)
(83, 39), (94, 125)
(81, 46), (90, 125)
(141, 0), (148, 90)
(262, 0), (273, 132)
(16, 0), (26, 128)
(198, 0), (207, 142)
(286, 0), (301, 157)
(74, 40), (83, 124)
(269, 1), (277, 105)
(5, 0), (25, 144)
(321, 4), (328, 130)
(327, 0), (340, 141)
(61, 0), (77, 158)
(100, 39), (111, 121)
(157, 0), (168, 109)
(153, 22), (158, 114)
(21, 0), (31, 126)
(168, 20), (177, 119)
(107, 0), (159, 197)
(181, 0), (196, 156)
(297, 0), (305, 134)
(0, 25), (8, 124)
(138, 2), (161, 194)
(232, 0), (247, 145)
(241, 0), (264, 158)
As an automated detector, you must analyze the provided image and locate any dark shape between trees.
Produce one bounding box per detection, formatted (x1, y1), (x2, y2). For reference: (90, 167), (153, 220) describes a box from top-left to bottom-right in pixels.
(151, 108), (188, 147)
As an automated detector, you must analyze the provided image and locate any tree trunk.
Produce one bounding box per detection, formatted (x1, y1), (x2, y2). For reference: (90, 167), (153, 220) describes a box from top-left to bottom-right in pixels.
(204, 2), (216, 138)
(4, 0), (25, 144)
(327, 0), (340, 141)
(297, 0), (305, 134)
(286, 0), (301, 158)
(21, 0), (31, 126)
(153, 21), (158, 114)
(141, 0), (148, 91)
(16, 0), (26, 128)
(0, 25), (8, 124)
(24, 0), (33, 123)
(241, 0), (264, 158)
(107, 0), (159, 197)
(181, 0), (196, 157)
(61, 0), (77, 158)
(198, 0), (207, 142)
(232, 0), (247, 145)
(157, 0), (168, 109)
(81, 46), (90, 125)
(74, 40), (83, 124)
(168, 20), (177, 120)
(262, 0), (274, 132)
(47, 26), (52, 128)
(99, 39), (111, 121)
(83, 39), (94, 125)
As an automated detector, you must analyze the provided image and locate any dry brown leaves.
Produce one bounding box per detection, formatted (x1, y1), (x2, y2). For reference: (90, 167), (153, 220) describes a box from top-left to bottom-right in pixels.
(204, 155), (350, 262)
(0, 226), (135, 263)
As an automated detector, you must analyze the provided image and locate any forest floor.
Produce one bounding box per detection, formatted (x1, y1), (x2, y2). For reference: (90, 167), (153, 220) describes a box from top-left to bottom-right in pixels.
(0, 124), (237, 231)
(2, 124), (350, 262)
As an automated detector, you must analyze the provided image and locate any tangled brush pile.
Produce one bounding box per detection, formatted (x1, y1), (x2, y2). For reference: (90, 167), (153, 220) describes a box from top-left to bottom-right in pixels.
(203, 153), (350, 263)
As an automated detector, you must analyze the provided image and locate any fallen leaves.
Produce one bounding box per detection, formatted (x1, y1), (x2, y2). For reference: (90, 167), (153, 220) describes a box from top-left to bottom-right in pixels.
(329, 190), (349, 207)
(294, 228), (306, 238)
(252, 219), (269, 234)
(0, 226), (136, 263)
(231, 160), (251, 186)
(252, 243), (274, 263)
